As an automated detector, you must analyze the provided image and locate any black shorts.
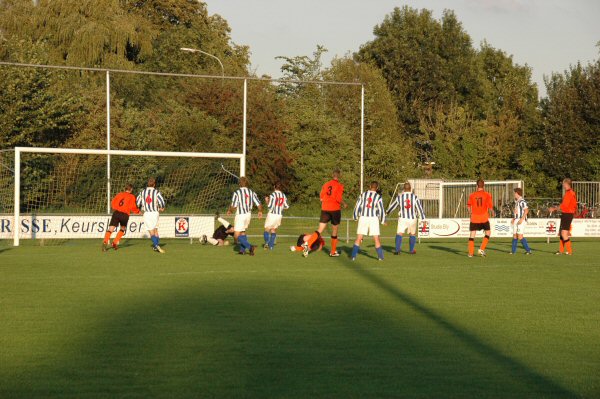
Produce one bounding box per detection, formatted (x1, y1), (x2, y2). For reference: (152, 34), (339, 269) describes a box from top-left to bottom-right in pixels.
(109, 211), (129, 229)
(469, 221), (491, 232)
(559, 213), (574, 232)
(320, 210), (342, 226)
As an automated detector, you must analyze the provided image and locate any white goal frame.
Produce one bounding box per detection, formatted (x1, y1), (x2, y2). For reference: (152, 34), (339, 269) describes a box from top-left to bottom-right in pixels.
(12, 146), (243, 246)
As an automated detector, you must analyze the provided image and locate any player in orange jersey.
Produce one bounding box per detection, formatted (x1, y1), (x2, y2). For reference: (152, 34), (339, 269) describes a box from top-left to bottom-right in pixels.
(549, 178), (577, 255)
(318, 169), (347, 257)
(467, 179), (495, 257)
(290, 231), (325, 257)
(102, 184), (140, 252)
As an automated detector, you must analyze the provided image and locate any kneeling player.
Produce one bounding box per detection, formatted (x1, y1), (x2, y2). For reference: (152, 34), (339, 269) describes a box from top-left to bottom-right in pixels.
(202, 216), (235, 246)
(290, 231), (325, 257)
(351, 181), (386, 261)
(102, 184), (140, 251)
(511, 188), (532, 255)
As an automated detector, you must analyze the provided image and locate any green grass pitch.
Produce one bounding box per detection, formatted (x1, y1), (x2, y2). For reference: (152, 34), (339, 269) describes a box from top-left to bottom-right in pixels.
(1, 237), (599, 398)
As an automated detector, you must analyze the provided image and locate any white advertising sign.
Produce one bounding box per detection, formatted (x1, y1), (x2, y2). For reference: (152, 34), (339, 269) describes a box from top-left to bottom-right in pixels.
(0, 215), (215, 240)
(417, 218), (600, 238)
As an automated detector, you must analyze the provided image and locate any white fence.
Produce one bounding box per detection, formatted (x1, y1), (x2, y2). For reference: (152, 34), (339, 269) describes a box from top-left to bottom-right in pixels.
(408, 179), (523, 219)
(570, 182), (600, 218)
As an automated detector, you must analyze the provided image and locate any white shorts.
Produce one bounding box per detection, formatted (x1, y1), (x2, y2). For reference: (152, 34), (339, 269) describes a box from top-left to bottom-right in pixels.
(397, 218), (417, 235)
(357, 216), (380, 236)
(143, 211), (160, 230)
(512, 220), (527, 235)
(264, 213), (283, 230)
(234, 213), (251, 232)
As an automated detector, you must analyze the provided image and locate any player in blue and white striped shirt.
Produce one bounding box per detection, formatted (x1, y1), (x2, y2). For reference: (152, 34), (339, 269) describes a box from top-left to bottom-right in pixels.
(227, 176), (263, 256)
(351, 181), (386, 261)
(263, 182), (289, 250)
(511, 187), (532, 255)
(386, 182), (425, 255)
(136, 178), (166, 253)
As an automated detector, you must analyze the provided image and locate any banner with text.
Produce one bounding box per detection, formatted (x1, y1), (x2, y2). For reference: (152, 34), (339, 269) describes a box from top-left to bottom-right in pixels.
(417, 218), (600, 238)
(0, 215), (215, 240)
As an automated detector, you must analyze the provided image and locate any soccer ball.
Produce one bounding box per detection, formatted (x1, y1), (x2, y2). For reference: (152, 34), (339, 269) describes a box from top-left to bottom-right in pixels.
(200, 235), (208, 244)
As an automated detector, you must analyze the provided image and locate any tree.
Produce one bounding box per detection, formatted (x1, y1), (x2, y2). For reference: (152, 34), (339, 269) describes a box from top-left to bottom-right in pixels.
(539, 56), (600, 188)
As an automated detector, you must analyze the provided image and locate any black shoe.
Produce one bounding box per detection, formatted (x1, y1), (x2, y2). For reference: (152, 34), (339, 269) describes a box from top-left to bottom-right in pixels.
(393, 251), (400, 255)
(249, 246), (256, 256)
(238, 251), (245, 255)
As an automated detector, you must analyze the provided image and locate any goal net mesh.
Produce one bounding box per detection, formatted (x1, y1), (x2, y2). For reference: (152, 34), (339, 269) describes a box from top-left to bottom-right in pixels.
(17, 153), (239, 215)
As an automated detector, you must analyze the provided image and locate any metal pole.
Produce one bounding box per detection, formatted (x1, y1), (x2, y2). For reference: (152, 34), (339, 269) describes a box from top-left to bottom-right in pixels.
(106, 71), (111, 214)
(241, 79), (247, 177)
(360, 85), (365, 193)
(13, 149), (20, 246)
(438, 183), (444, 219)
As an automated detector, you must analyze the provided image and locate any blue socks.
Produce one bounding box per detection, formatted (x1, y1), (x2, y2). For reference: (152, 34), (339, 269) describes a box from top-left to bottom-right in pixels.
(263, 231), (269, 245)
(409, 236), (416, 252)
(268, 233), (277, 249)
(512, 238), (531, 253)
(352, 245), (384, 260)
(395, 235), (402, 252)
(238, 235), (250, 251)
(151, 235), (159, 247)
(521, 238), (531, 252)
(351, 245), (360, 259)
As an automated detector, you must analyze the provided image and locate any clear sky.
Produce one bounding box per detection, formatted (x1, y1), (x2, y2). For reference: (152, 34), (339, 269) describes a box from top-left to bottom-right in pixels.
(207, 0), (600, 98)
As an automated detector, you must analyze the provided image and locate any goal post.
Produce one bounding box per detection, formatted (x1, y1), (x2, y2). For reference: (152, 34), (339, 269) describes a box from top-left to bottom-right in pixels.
(408, 179), (523, 219)
(11, 147), (243, 246)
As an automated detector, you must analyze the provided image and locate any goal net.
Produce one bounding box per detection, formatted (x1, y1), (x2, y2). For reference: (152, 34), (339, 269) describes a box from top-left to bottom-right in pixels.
(409, 179), (523, 219)
(6, 148), (241, 245)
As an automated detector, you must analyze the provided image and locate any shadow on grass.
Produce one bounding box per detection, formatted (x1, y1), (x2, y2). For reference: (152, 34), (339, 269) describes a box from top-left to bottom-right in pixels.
(340, 257), (577, 398)
(1, 267), (578, 398)
(429, 244), (465, 255)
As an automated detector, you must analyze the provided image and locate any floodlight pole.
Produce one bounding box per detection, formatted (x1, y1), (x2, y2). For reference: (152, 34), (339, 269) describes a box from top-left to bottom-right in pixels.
(360, 85), (365, 193)
(180, 47), (225, 81)
(241, 79), (247, 177)
(106, 70), (111, 214)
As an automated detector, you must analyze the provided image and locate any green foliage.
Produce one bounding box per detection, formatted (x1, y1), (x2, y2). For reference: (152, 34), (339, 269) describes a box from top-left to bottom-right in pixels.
(539, 59), (600, 184)
(0, 1), (598, 203)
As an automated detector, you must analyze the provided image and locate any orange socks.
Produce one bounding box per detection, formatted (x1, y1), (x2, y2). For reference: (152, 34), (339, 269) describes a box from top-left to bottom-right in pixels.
(559, 239), (564, 253)
(114, 230), (125, 245)
(565, 239), (572, 254)
(103, 231), (112, 244)
(330, 236), (338, 254)
(468, 239), (475, 256)
(481, 235), (490, 250)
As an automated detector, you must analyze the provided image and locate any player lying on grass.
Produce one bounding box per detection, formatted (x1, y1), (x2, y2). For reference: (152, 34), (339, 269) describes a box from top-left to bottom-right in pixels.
(351, 181), (386, 261)
(549, 178), (577, 255)
(263, 182), (289, 250)
(467, 179), (495, 257)
(137, 178), (166, 254)
(290, 231), (325, 257)
(201, 216), (235, 246)
(227, 176), (263, 256)
(102, 184), (140, 252)
(386, 182), (425, 255)
(511, 187), (532, 255)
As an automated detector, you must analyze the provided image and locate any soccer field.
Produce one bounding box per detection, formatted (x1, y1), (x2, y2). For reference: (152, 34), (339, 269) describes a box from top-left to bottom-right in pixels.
(1, 238), (598, 398)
